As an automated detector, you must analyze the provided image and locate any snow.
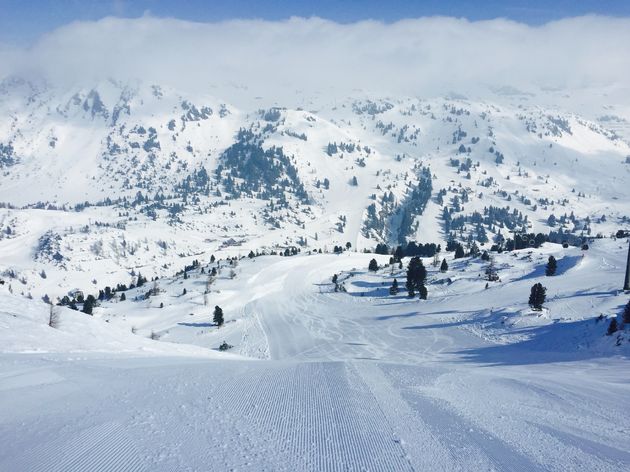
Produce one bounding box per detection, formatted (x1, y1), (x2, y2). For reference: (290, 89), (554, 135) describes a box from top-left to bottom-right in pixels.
(1, 238), (630, 470)
(1, 78), (630, 469)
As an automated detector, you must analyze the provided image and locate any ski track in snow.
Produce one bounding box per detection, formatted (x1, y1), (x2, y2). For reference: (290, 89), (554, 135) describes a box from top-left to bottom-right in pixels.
(1, 245), (630, 471)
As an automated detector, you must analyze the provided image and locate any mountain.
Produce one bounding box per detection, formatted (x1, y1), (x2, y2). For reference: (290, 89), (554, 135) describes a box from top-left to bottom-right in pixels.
(1, 77), (630, 471)
(1, 78), (629, 292)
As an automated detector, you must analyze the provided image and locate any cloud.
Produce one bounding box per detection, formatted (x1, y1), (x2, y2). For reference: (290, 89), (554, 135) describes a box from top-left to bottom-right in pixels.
(1, 15), (629, 101)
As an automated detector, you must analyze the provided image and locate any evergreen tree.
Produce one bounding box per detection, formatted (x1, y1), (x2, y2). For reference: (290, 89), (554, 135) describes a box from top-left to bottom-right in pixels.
(406, 257), (427, 298)
(418, 285), (428, 300)
(136, 272), (147, 287)
(454, 244), (465, 259)
(82, 295), (95, 315)
(607, 318), (618, 336)
(528, 283), (546, 311)
(485, 258), (499, 282)
(546, 256), (557, 276)
(182, 288), (187, 295)
(389, 279), (399, 295)
(440, 258), (448, 273)
(368, 258), (379, 272)
(394, 246), (404, 263)
(213, 305), (224, 326)
(120, 292), (126, 302)
(622, 300), (630, 325)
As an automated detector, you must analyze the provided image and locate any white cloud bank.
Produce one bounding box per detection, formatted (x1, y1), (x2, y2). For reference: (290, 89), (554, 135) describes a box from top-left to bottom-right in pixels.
(1, 15), (629, 100)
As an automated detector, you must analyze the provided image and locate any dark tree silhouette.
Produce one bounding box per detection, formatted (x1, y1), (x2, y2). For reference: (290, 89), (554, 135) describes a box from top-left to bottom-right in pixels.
(406, 257), (427, 299)
(389, 279), (399, 295)
(622, 300), (630, 325)
(214, 305), (224, 327)
(528, 283), (546, 311)
(546, 256), (557, 276)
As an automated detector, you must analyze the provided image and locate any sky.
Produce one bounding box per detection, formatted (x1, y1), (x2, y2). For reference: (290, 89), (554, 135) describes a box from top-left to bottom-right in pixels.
(0, 1), (629, 102)
(2, 0), (630, 43)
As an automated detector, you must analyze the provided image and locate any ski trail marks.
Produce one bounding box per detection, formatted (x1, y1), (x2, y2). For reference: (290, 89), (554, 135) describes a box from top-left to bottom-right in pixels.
(7, 421), (146, 472)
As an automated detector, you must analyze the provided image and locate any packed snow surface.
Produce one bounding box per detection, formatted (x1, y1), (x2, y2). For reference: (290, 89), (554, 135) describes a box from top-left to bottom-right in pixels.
(1, 239), (629, 471)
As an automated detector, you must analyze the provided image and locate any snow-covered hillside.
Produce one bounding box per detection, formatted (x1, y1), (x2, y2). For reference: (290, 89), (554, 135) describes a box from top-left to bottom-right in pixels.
(1, 77), (630, 471)
(1, 78), (629, 297)
(1, 237), (629, 470)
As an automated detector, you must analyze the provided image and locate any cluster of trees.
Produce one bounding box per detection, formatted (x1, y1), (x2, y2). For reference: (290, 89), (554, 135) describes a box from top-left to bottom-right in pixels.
(444, 205), (528, 237)
(218, 128), (309, 203)
(375, 241), (441, 259)
(398, 167), (433, 243)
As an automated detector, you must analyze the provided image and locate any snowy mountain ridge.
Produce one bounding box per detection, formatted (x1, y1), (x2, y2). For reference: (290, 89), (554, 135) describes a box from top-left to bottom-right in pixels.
(1, 77), (630, 472)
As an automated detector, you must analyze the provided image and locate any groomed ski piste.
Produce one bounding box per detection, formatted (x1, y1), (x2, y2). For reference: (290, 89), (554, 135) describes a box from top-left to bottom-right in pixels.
(1, 238), (630, 471)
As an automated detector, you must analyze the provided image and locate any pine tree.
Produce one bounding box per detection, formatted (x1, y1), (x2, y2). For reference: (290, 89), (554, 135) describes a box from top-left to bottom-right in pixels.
(213, 305), (224, 327)
(485, 258), (499, 282)
(406, 257), (427, 298)
(607, 318), (618, 336)
(546, 256), (557, 276)
(454, 244), (465, 259)
(622, 300), (630, 325)
(528, 283), (546, 311)
(394, 246), (404, 263)
(406, 280), (415, 298)
(440, 258), (448, 272)
(82, 295), (95, 315)
(182, 288), (187, 295)
(120, 292), (126, 301)
(418, 285), (428, 300)
(368, 258), (379, 272)
(389, 279), (399, 295)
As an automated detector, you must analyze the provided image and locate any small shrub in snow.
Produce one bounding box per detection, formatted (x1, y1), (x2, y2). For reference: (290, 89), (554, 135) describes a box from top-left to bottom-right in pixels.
(219, 341), (233, 351)
(389, 279), (399, 295)
(607, 318), (618, 336)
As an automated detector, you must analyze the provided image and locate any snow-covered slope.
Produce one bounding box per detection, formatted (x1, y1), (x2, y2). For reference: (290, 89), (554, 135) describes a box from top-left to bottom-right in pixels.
(1, 78), (629, 298)
(1, 78), (630, 471)
(1, 238), (629, 471)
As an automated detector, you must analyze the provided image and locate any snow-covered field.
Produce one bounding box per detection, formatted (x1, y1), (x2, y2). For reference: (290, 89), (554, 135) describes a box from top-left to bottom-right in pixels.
(2, 238), (629, 471)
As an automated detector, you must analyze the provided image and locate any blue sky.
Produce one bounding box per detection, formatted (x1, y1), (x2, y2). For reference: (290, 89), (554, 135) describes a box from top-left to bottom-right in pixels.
(1, 0), (630, 43)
